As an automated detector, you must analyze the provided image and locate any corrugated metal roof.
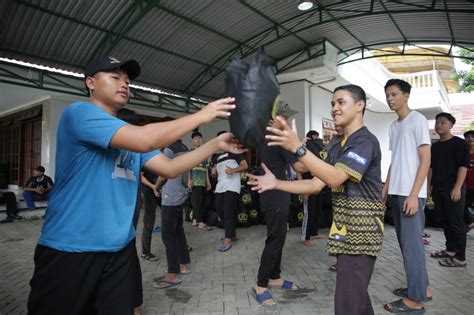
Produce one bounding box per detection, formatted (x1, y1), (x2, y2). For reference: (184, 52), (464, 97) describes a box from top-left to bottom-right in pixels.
(1, 0), (473, 100)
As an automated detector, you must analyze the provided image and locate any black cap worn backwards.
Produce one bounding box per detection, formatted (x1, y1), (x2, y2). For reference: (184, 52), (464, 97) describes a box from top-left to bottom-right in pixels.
(84, 57), (141, 80)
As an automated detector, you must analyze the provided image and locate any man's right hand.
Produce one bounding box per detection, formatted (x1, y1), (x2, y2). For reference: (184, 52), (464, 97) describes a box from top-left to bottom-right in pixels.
(197, 97), (235, 125)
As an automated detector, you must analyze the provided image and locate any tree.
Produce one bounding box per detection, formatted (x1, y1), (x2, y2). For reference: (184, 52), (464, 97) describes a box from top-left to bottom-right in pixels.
(454, 48), (474, 92)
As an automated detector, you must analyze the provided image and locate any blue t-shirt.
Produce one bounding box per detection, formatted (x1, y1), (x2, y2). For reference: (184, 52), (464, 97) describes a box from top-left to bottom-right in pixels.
(39, 102), (160, 252)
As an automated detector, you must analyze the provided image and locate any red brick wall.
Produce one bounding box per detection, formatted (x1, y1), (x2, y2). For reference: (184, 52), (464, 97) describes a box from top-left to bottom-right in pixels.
(451, 104), (474, 137)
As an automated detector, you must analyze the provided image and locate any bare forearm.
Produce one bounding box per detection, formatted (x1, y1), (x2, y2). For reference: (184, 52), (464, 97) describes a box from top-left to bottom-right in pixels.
(275, 177), (326, 195)
(111, 113), (205, 152)
(298, 151), (348, 188)
(409, 145), (430, 197)
(166, 139), (219, 178)
(454, 167), (468, 190)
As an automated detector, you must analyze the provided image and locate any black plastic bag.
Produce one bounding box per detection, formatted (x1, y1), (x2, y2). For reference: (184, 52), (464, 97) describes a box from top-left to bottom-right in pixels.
(225, 48), (280, 149)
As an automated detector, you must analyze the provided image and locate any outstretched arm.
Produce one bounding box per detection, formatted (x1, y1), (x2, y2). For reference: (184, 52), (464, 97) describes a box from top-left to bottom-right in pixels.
(247, 163), (326, 195)
(266, 117), (349, 188)
(144, 133), (246, 179)
(110, 97), (235, 152)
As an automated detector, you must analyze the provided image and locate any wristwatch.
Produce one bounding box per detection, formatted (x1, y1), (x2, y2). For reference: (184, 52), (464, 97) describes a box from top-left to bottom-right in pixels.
(294, 144), (307, 158)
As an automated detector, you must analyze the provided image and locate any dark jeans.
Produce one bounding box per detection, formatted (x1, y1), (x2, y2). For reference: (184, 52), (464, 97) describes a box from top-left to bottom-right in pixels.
(215, 191), (239, 239)
(161, 205), (190, 274)
(1, 192), (18, 217)
(257, 207), (289, 288)
(28, 240), (139, 315)
(22, 191), (51, 209)
(432, 187), (467, 261)
(141, 185), (159, 255)
(191, 186), (206, 223)
(335, 254), (376, 315)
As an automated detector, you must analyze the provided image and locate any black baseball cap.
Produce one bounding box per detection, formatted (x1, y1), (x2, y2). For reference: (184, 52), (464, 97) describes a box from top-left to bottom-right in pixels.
(84, 57), (141, 80)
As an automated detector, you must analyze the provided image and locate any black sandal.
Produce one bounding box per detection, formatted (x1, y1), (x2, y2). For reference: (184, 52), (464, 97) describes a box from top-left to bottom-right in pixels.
(141, 253), (159, 261)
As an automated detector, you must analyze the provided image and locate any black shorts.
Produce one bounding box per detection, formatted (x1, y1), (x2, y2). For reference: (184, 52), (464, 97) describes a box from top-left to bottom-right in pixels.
(28, 239), (141, 315)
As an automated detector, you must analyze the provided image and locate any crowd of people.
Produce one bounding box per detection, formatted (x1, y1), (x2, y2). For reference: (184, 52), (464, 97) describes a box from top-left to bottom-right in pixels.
(13, 56), (471, 315)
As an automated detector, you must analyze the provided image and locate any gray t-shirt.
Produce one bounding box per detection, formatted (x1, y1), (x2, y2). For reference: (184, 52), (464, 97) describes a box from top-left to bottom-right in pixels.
(161, 141), (189, 206)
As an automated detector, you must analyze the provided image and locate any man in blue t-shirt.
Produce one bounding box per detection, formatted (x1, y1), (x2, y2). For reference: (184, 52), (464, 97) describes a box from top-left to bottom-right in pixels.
(28, 57), (244, 315)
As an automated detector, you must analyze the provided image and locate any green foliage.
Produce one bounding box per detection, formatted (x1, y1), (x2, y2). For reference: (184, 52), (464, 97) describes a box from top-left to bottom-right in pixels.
(455, 48), (474, 92)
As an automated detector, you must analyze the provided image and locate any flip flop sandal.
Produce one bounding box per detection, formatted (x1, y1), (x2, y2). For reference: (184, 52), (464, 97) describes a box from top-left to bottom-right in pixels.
(141, 253), (159, 261)
(328, 264), (337, 272)
(250, 287), (277, 307)
(220, 236), (238, 241)
(422, 232), (430, 238)
(393, 288), (432, 301)
(153, 277), (182, 289)
(198, 225), (213, 231)
(423, 239), (430, 246)
(439, 257), (467, 268)
(430, 250), (453, 258)
(218, 243), (232, 252)
(383, 299), (425, 313)
(269, 280), (299, 291)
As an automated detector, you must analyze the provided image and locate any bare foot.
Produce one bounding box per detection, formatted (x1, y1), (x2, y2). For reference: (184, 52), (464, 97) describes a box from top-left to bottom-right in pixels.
(301, 240), (316, 247)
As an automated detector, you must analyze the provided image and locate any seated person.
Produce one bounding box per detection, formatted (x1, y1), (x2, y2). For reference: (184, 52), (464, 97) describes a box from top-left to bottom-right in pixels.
(0, 191), (21, 222)
(22, 166), (54, 210)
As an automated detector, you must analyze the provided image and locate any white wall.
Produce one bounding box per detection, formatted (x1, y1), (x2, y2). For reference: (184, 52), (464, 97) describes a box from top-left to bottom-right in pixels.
(364, 110), (397, 180)
(280, 80), (310, 138)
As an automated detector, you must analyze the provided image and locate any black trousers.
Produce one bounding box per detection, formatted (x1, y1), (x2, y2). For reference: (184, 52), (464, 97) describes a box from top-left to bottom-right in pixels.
(305, 194), (323, 240)
(215, 191), (239, 239)
(1, 192), (18, 217)
(335, 254), (376, 315)
(257, 207), (288, 288)
(432, 187), (467, 261)
(161, 205), (190, 274)
(465, 189), (473, 225)
(141, 185), (159, 255)
(28, 240), (140, 315)
(191, 186), (206, 223)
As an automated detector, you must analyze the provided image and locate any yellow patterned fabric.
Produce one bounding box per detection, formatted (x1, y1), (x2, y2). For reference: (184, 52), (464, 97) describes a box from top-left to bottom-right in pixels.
(326, 127), (384, 257)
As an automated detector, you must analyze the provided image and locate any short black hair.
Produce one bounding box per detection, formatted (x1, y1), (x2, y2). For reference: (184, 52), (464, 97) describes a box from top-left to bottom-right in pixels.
(464, 130), (474, 138)
(333, 84), (367, 115)
(35, 166), (45, 173)
(117, 108), (139, 126)
(435, 112), (456, 125)
(384, 79), (411, 94)
(306, 130), (319, 138)
(217, 130), (227, 137)
(191, 131), (203, 139)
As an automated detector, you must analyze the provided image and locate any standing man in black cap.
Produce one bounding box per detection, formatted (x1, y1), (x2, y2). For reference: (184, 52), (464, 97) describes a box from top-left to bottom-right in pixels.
(27, 56), (244, 315)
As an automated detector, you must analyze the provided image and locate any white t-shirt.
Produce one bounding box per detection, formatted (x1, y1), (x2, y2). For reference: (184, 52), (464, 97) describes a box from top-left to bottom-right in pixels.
(388, 110), (431, 197)
(212, 152), (243, 194)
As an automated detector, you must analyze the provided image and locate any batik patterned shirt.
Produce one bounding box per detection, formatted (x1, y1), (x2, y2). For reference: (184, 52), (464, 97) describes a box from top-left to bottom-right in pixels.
(326, 127), (384, 257)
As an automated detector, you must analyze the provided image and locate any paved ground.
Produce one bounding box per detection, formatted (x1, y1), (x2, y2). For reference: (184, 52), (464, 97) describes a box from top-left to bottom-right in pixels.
(1, 213), (473, 315)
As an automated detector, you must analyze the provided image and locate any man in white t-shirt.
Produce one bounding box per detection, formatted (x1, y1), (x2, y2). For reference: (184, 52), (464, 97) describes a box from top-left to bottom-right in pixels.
(382, 79), (432, 313)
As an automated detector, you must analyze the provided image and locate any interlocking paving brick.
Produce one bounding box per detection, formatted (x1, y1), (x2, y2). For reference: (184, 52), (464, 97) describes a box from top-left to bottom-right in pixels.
(1, 215), (473, 314)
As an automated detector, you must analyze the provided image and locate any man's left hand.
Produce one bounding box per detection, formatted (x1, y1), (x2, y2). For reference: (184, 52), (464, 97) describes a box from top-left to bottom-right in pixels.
(266, 117), (302, 153)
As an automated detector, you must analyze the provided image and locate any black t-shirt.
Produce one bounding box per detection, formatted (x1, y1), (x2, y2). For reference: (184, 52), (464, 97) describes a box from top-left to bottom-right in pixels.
(302, 138), (324, 180)
(259, 139), (298, 211)
(24, 175), (54, 190)
(431, 136), (470, 190)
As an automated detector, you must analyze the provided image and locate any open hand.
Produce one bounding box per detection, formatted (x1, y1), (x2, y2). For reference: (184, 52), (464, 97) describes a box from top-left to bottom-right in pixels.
(198, 97), (236, 125)
(215, 132), (247, 155)
(266, 117), (302, 153)
(246, 163), (277, 193)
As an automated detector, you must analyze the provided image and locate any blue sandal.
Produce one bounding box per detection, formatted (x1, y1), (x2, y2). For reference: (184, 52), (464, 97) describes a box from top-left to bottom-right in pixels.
(218, 243), (232, 252)
(250, 287), (276, 307)
(269, 280), (299, 291)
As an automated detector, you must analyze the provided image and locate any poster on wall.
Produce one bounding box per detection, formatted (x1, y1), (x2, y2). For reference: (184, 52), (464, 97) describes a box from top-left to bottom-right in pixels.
(322, 117), (337, 144)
